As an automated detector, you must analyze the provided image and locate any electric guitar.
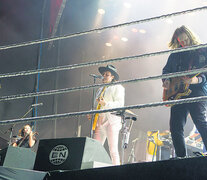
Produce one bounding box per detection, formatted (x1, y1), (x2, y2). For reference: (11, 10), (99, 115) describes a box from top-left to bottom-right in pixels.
(162, 76), (192, 107)
(162, 63), (207, 107)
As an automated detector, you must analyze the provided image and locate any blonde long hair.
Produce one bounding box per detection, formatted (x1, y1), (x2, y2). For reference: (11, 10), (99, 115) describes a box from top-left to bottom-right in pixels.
(168, 25), (201, 49)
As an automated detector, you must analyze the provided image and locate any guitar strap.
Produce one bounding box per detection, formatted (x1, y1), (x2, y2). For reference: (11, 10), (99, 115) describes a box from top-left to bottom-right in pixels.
(188, 54), (194, 71)
(92, 86), (107, 130)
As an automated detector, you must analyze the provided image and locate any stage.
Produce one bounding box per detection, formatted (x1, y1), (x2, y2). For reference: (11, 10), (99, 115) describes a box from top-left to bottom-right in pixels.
(1, 156), (207, 180)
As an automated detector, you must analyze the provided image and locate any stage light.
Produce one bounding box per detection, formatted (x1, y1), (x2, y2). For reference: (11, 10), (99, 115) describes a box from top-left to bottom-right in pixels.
(139, 29), (146, 34)
(123, 2), (131, 8)
(166, 19), (173, 24)
(98, 8), (105, 15)
(105, 42), (112, 47)
(121, 37), (128, 42)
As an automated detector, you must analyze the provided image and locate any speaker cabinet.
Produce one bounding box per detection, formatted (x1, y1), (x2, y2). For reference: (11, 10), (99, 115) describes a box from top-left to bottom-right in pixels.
(34, 137), (112, 171)
(0, 146), (36, 169)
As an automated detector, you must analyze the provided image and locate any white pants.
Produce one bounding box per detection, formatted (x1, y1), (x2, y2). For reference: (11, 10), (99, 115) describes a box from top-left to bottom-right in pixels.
(94, 120), (122, 165)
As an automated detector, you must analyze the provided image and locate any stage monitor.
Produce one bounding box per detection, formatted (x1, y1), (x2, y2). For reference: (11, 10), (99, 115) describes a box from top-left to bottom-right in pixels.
(0, 146), (36, 170)
(34, 137), (112, 171)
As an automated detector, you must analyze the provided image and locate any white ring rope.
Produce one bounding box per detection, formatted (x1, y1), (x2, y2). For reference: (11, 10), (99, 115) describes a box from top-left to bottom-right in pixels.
(0, 43), (207, 79)
(1, 66), (207, 102)
(1, 95), (207, 125)
(1, 6), (207, 126)
(0, 6), (206, 51)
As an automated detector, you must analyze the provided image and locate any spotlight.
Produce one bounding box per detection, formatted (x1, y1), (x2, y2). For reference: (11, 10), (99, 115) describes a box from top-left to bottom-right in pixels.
(98, 9), (105, 15)
(123, 2), (131, 8)
(105, 42), (112, 47)
(166, 19), (173, 24)
(139, 29), (146, 34)
(121, 37), (128, 42)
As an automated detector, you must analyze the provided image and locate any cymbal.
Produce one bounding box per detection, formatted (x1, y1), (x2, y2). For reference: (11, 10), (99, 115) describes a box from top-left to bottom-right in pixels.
(160, 130), (171, 136)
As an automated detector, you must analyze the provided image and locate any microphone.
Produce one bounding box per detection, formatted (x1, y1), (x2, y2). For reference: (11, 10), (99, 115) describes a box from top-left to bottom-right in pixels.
(125, 116), (137, 121)
(89, 74), (103, 79)
(31, 103), (43, 107)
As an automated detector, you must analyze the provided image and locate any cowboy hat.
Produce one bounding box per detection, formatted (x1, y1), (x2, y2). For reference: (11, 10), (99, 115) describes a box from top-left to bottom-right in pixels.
(98, 65), (119, 80)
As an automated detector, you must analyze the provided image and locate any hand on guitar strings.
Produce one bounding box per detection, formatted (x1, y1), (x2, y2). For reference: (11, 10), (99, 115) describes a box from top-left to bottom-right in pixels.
(182, 76), (199, 85)
(86, 97), (106, 121)
(162, 79), (170, 90)
(97, 97), (106, 106)
(162, 76), (199, 90)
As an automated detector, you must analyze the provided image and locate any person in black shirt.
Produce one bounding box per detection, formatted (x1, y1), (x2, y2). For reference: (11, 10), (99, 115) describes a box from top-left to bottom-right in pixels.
(162, 25), (207, 157)
(12, 124), (36, 148)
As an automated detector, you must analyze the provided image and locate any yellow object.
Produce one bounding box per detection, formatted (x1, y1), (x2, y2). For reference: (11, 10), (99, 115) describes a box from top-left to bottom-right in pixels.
(147, 131), (163, 155)
(92, 87), (106, 130)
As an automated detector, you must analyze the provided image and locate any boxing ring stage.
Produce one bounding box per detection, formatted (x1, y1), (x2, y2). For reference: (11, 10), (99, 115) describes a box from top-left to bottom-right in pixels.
(1, 1), (207, 179)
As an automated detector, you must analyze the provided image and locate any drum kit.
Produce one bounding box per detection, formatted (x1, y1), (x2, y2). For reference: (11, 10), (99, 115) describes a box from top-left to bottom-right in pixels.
(147, 130), (174, 161)
(147, 130), (205, 161)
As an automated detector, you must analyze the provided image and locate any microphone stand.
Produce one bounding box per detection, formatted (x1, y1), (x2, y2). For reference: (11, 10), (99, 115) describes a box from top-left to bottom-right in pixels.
(128, 138), (139, 163)
(7, 106), (34, 146)
(120, 110), (130, 165)
(120, 111), (137, 165)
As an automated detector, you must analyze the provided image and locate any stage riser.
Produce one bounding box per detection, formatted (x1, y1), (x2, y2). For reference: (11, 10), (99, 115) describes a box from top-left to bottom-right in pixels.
(0, 166), (46, 180)
(46, 157), (207, 180)
(0, 146), (36, 169)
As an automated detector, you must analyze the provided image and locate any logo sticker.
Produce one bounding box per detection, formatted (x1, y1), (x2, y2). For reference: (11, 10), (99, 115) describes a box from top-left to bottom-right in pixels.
(49, 145), (69, 165)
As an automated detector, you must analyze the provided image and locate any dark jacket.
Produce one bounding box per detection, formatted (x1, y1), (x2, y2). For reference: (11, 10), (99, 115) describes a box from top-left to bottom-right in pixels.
(162, 48), (207, 97)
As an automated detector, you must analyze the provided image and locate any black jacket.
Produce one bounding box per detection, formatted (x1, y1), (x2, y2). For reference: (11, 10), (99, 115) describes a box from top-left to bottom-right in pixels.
(162, 48), (207, 97)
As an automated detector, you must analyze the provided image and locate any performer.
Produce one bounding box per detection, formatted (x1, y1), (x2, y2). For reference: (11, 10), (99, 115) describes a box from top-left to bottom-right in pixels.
(88, 65), (125, 165)
(162, 25), (207, 157)
(186, 125), (206, 153)
(12, 124), (37, 148)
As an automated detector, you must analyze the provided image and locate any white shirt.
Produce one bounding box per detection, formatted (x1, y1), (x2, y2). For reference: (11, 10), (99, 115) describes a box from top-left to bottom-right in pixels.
(95, 84), (125, 126)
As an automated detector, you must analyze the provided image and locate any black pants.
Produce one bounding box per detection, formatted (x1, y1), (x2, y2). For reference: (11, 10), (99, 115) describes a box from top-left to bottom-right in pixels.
(170, 101), (207, 157)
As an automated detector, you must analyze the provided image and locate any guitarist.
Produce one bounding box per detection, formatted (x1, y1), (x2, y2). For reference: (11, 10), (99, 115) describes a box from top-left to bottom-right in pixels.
(162, 25), (207, 158)
(87, 65), (125, 165)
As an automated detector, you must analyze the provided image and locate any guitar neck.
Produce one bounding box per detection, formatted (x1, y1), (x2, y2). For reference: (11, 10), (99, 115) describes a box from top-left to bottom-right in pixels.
(191, 64), (207, 78)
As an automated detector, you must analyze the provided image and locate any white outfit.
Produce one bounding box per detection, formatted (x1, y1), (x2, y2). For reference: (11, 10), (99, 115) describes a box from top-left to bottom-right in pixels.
(93, 84), (125, 165)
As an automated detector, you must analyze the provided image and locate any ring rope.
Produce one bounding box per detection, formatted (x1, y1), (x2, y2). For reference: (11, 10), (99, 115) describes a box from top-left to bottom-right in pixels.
(1, 95), (207, 125)
(0, 43), (207, 79)
(0, 6), (206, 52)
(1, 7), (207, 125)
(1, 67), (207, 102)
